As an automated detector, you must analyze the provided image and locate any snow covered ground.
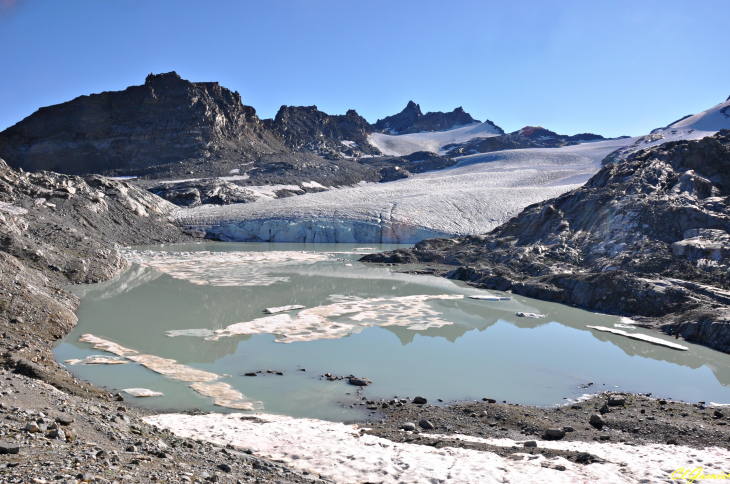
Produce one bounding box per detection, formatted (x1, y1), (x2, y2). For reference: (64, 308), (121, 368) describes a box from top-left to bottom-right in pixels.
(146, 412), (730, 484)
(369, 121), (502, 156)
(172, 138), (632, 243)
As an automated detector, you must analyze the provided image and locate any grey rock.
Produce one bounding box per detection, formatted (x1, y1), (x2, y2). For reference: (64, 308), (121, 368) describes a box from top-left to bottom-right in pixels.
(413, 396), (427, 405)
(48, 429), (66, 440)
(589, 414), (604, 428)
(608, 397), (626, 406)
(217, 463), (232, 472)
(0, 442), (20, 454)
(563, 426), (575, 432)
(56, 416), (74, 426)
(25, 421), (40, 433)
(599, 404), (611, 415)
(419, 419), (435, 430)
(523, 441), (537, 448)
(544, 428), (566, 439)
(401, 423), (416, 431)
(347, 377), (372, 386)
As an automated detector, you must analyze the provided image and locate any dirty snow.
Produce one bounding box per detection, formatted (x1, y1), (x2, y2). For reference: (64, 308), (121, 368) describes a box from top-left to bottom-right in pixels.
(123, 388), (164, 397)
(146, 412), (730, 484)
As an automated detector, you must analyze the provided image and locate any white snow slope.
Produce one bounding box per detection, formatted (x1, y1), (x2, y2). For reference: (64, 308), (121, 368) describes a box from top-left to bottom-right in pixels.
(173, 139), (632, 243)
(368, 121), (502, 156)
(146, 412), (730, 484)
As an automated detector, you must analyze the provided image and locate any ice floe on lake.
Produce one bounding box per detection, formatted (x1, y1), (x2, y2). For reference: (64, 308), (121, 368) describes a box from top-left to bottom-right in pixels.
(146, 412), (730, 484)
(587, 326), (689, 351)
(168, 294), (463, 343)
(79, 334), (262, 410)
(64, 355), (128, 365)
(120, 250), (334, 286)
(264, 305), (305, 314)
(123, 388), (164, 397)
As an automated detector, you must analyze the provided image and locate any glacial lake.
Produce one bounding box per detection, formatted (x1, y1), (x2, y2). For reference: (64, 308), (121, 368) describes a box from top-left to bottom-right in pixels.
(54, 242), (730, 421)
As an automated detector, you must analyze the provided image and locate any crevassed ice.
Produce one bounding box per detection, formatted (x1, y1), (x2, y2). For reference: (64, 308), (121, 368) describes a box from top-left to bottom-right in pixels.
(173, 139), (633, 244)
(146, 412), (730, 484)
(120, 250), (334, 286)
(78, 334), (261, 410)
(169, 294), (463, 343)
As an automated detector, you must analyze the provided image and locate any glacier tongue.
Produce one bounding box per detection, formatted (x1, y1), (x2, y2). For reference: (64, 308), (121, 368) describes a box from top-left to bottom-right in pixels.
(173, 139), (634, 243)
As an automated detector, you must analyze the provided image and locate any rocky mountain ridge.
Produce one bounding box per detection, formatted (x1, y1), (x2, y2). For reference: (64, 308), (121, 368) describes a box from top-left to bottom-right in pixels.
(363, 130), (730, 353)
(443, 126), (609, 157)
(372, 101), (487, 135)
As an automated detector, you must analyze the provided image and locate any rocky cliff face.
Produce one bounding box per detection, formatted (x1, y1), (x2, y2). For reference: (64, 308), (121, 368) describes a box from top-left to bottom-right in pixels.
(0, 72), (289, 177)
(363, 130), (730, 353)
(443, 126), (605, 157)
(266, 105), (380, 159)
(373, 101), (482, 134)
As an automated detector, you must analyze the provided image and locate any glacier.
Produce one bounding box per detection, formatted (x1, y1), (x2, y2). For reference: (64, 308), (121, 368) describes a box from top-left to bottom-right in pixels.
(173, 138), (632, 243)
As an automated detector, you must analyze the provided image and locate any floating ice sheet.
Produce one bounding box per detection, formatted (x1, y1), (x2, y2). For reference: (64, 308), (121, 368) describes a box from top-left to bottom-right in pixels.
(264, 305), (305, 314)
(189, 382), (262, 411)
(124, 388), (164, 397)
(146, 412), (730, 484)
(169, 294), (463, 343)
(587, 326), (689, 351)
(120, 250), (333, 287)
(469, 295), (511, 301)
(64, 355), (128, 365)
(78, 335), (260, 410)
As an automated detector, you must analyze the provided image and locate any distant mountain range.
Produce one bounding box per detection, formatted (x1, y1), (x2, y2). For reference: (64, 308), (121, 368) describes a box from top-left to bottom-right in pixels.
(0, 71), (608, 180)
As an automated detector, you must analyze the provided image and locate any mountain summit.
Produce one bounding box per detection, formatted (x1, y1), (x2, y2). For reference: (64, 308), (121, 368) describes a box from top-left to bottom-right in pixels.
(373, 101), (481, 134)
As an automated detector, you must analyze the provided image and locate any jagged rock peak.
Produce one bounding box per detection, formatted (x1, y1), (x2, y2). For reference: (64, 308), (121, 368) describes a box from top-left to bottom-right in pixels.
(374, 101), (479, 135)
(144, 71), (184, 85)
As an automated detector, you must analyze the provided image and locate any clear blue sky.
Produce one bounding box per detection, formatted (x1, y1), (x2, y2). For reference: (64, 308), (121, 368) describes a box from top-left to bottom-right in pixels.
(1, 0), (728, 137)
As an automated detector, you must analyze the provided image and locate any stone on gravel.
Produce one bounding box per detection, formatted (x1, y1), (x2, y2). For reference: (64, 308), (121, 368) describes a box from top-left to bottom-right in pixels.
(0, 442), (20, 454)
(599, 404), (611, 415)
(401, 423), (416, 431)
(589, 414), (604, 428)
(523, 441), (537, 448)
(419, 419), (435, 430)
(608, 396), (626, 406)
(48, 429), (66, 440)
(483, 398), (497, 403)
(56, 416), (74, 425)
(563, 426), (575, 432)
(544, 428), (566, 439)
(413, 396), (427, 404)
(25, 421), (40, 432)
(218, 463), (232, 472)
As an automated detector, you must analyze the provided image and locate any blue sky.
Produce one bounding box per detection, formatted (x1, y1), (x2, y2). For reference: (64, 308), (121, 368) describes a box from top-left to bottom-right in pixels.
(1, 0), (728, 137)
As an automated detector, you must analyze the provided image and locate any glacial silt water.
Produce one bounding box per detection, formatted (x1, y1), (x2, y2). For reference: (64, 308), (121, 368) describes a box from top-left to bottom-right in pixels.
(54, 242), (730, 421)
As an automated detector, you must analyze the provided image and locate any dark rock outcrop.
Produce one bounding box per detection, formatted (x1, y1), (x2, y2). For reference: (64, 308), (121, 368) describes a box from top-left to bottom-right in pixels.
(373, 101), (483, 134)
(266, 105), (380, 158)
(443, 126), (605, 157)
(0, 72), (288, 177)
(363, 130), (730, 353)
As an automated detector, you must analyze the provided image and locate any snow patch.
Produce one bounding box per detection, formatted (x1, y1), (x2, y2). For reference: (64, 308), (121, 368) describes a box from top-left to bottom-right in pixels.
(369, 122), (501, 156)
(146, 412), (730, 484)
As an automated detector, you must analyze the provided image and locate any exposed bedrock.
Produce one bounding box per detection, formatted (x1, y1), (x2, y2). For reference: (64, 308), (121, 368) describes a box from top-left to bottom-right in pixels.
(363, 131), (730, 353)
(191, 218), (452, 244)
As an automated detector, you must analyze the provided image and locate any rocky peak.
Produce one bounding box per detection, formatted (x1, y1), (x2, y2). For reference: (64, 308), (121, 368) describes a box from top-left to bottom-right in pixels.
(373, 102), (479, 135)
(268, 105), (379, 158)
(0, 73), (287, 176)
